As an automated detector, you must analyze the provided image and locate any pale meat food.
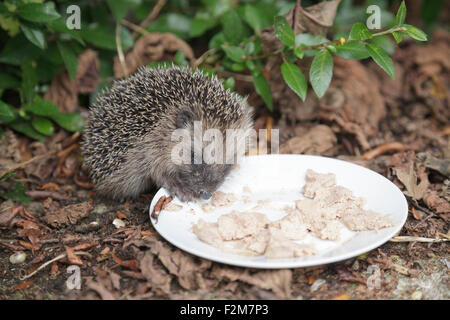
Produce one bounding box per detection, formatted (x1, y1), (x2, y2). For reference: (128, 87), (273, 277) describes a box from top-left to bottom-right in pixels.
(341, 209), (394, 231)
(201, 203), (215, 213)
(192, 219), (224, 248)
(269, 211), (308, 240)
(164, 203), (183, 212)
(191, 169), (394, 259)
(302, 169), (336, 198)
(265, 229), (316, 258)
(211, 191), (236, 207)
(217, 211), (269, 240)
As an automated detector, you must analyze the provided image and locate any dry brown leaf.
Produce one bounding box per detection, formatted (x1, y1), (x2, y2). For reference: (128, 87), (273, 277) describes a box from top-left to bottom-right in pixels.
(11, 280), (35, 293)
(0, 204), (20, 228)
(0, 129), (21, 172)
(70, 241), (99, 251)
(44, 49), (100, 113)
(395, 164), (429, 200)
(279, 125), (337, 155)
(212, 266), (292, 299)
(41, 199), (93, 227)
(64, 246), (83, 266)
(114, 33), (194, 78)
(423, 191), (450, 214)
(285, 0), (341, 35)
(134, 237), (212, 290)
(86, 278), (117, 300)
(138, 250), (171, 295)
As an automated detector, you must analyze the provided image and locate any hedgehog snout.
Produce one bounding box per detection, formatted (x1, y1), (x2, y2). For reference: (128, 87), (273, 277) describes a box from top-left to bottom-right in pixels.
(198, 190), (212, 200)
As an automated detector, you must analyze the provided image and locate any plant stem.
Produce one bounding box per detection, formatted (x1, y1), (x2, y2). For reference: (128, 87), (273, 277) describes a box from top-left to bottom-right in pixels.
(244, 26), (406, 61)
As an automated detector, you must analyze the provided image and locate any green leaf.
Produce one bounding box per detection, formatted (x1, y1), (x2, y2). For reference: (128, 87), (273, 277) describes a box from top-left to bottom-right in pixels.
(82, 24), (134, 51)
(402, 24), (427, 41)
(189, 18), (216, 37)
(47, 18), (84, 45)
(369, 35), (394, 55)
(273, 16), (295, 47)
(222, 11), (244, 44)
(336, 41), (370, 59)
(224, 77), (235, 91)
(17, 2), (60, 23)
(107, 0), (141, 22)
(296, 34), (328, 46)
(9, 119), (46, 141)
(20, 23), (46, 49)
(50, 113), (84, 132)
(32, 117), (55, 136)
(309, 49), (333, 99)
(366, 43), (395, 79)
(0, 73), (20, 90)
(0, 101), (17, 123)
(0, 171), (16, 182)
(392, 31), (403, 43)
(348, 22), (372, 41)
(421, 0), (444, 26)
(146, 13), (191, 39)
(173, 50), (187, 66)
(245, 60), (255, 71)
(252, 71), (273, 111)
(22, 60), (37, 104)
(281, 62), (307, 101)
(243, 5), (264, 33)
(230, 63), (245, 72)
(396, 1), (406, 25)
(0, 181), (30, 204)
(294, 47), (304, 59)
(221, 45), (245, 63)
(326, 45), (337, 54)
(0, 34), (42, 66)
(57, 41), (78, 80)
(243, 3), (273, 33)
(208, 32), (226, 49)
(24, 96), (60, 116)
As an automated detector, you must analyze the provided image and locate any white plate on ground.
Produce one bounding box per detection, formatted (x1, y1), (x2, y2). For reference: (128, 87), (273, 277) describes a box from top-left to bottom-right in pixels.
(149, 154), (408, 269)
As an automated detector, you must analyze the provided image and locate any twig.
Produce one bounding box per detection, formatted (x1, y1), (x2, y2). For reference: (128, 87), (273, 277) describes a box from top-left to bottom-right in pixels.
(19, 253), (66, 280)
(192, 48), (219, 69)
(372, 26), (407, 37)
(361, 142), (416, 160)
(25, 190), (69, 201)
(131, 0), (166, 38)
(390, 236), (449, 243)
(0, 154), (51, 178)
(121, 19), (150, 37)
(140, 0), (166, 28)
(116, 23), (128, 78)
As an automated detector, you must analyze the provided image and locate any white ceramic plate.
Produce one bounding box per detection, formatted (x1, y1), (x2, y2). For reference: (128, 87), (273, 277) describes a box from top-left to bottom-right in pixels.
(149, 154), (408, 269)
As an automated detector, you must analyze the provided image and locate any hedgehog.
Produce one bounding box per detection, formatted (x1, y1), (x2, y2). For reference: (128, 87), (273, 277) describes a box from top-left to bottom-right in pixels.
(81, 66), (254, 202)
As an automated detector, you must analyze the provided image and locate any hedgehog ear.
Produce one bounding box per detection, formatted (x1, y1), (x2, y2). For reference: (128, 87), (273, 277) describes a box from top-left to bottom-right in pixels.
(176, 109), (197, 128)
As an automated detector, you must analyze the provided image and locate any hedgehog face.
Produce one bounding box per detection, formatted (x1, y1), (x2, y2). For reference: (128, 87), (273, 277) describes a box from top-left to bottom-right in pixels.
(175, 146), (233, 199)
(169, 107), (241, 200)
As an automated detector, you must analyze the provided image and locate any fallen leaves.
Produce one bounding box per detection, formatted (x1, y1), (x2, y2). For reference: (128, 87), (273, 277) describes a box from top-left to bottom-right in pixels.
(395, 164), (429, 200)
(44, 49), (100, 113)
(41, 199), (93, 227)
(279, 125), (337, 155)
(212, 267), (293, 299)
(113, 33), (194, 78)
